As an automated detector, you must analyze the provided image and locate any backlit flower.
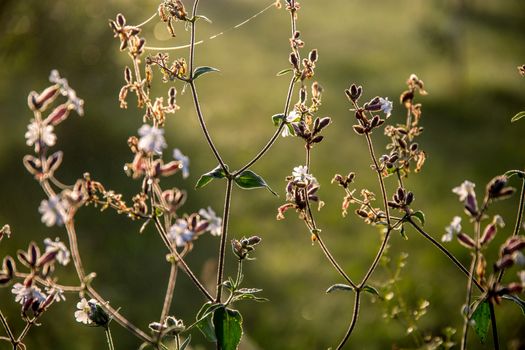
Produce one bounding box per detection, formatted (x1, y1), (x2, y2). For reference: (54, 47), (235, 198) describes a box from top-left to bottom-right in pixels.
(199, 207), (222, 236)
(379, 97), (393, 118)
(173, 148), (190, 179)
(11, 283), (46, 305)
(44, 238), (70, 266)
(138, 124), (167, 155)
(39, 196), (67, 227)
(442, 216), (462, 242)
(75, 298), (93, 324)
(168, 219), (194, 247)
(452, 181), (476, 202)
(292, 165), (313, 183)
(25, 120), (56, 148)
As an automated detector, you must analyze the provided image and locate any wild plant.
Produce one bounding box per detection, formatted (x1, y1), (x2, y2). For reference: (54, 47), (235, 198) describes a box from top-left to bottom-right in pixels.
(0, 1), (524, 350)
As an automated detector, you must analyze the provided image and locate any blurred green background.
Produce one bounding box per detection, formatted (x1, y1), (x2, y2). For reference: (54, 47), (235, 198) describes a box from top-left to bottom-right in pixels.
(1, 0), (525, 349)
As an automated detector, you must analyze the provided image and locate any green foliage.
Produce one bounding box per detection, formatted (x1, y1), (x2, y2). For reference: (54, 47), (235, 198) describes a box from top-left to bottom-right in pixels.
(471, 300), (491, 344)
(192, 66), (220, 80)
(234, 170), (277, 196)
(511, 111), (525, 122)
(213, 307), (243, 350)
(195, 165), (228, 189)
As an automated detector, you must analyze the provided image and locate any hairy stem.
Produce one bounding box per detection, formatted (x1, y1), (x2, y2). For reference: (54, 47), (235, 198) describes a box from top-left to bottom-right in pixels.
(336, 291), (361, 350)
(0, 310), (16, 345)
(160, 262), (178, 323)
(105, 326), (115, 350)
(215, 178), (233, 303)
(316, 234), (357, 289)
(489, 300), (500, 350)
(407, 218), (485, 292)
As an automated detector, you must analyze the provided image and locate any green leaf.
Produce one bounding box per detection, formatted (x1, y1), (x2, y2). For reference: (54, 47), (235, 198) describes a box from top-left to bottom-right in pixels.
(232, 293), (269, 303)
(213, 307), (243, 350)
(236, 288), (262, 294)
(326, 283), (354, 293)
(234, 170), (277, 196)
(195, 302), (221, 342)
(400, 224), (408, 240)
(362, 285), (380, 297)
(195, 165), (227, 189)
(180, 335), (191, 350)
(193, 66), (220, 80)
(411, 210), (425, 226)
(276, 68), (293, 76)
(471, 300), (491, 344)
(504, 169), (525, 179)
(511, 111), (525, 122)
(502, 294), (525, 316)
(271, 113), (285, 126)
(195, 15), (213, 23)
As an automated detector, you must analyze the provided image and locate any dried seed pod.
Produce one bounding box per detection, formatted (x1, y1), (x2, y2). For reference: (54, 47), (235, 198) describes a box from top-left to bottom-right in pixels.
(309, 49), (318, 63)
(2, 256), (15, 277)
(45, 103), (71, 126)
(124, 66), (132, 84)
(405, 192), (414, 205)
(457, 233), (476, 249)
(289, 53), (299, 69)
(352, 125), (366, 134)
(116, 13), (126, 27)
(46, 151), (63, 174)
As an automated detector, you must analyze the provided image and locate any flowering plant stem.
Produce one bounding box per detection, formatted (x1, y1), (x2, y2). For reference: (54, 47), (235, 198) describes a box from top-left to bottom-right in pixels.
(105, 326), (115, 350)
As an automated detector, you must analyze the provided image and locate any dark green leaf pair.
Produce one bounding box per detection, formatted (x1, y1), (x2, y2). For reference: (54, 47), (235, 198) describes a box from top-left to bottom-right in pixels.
(193, 66), (220, 81)
(196, 165), (277, 196)
(326, 283), (380, 297)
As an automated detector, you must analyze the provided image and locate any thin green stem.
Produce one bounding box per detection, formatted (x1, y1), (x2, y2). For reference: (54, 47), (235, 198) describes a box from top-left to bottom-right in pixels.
(105, 326), (115, 350)
(160, 262), (178, 323)
(359, 230), (391, 288)
(407, 218), (485, 292)
(216, 178), (233, 303)
(188, 0), (228, 173)
(316, 234), (357, 289)
(460, 256), (476, 350)
(489, 300), (500, 350)
(153, 217), (214, 302)
(336, 291), (360, 350)
(0, 310), (16, 345)
(87, 286), (152, 344)
(497, 178), (525, 283)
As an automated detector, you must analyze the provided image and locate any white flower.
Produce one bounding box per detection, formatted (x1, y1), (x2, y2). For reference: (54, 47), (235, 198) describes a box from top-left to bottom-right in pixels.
(518, 270), (525, 286)
(199, 207), (222, 236)
(39, 196), (67, 227)
(138, 124), (167, 155)
(44, 237), (70, 266)
(452, 180), (476, 202)
(292, 165), (313, 183)
(442, 216), (462, 242)
(25, 120), (56, 147)
(168, 219), (194, 247)
(173, 148), (190, 179)
(11, 283), (46, 305)
(493, 215), (505, 228)
(286, 110), (300, 123)
(281, 125), (292, 138)
(379, 97), (393, 118)
(75, 298), (94, 324)
(45, 286), (66, 302)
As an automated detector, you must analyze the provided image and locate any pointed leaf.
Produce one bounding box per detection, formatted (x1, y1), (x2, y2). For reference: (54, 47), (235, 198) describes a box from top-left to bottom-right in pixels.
(196, 165), (227, 189)
(471, 300), (491, 344)
(511, 111), (525, 122)
(362, 285), (380, 297)
(234, 170), (277, 196)
(504, 169), (525, 179)
(213, 307), (243, 350)
(193, 66), (220, 80)
(502, 294), (525, 316)
(326, 283), (354, 293)
(195, 15), (213, 23)
(276, 68), (293, 76)
(271, 113), (285, 126)
(194, 302), (221, 342)
(411, 210), (425, 226)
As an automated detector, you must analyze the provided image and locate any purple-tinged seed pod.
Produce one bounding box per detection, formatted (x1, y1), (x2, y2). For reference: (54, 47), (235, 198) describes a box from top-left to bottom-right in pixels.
(398, 138), (407, 149)
(3, 256), (15, 277)
(480, 223), (497, 246)
(17, 250), (31, 268)
(371, 115), (380, 128)
(494, 255), (514, 271)
(502, 236), (525, 255)
(36, 85), (60, 111)
(309, 49), (318, 63)
(247, 236), (262, 245)
(300, 87), (307, 103)
(397, 187), (405, 202)
(45, 103), (71, 126)
(28, 242), (40, 267)
(289, 53), (299, 69)
(356, 209), (369, 218)
(116, 13), (126, 26)
(311, 135), (324, 144)
(410, 143), (419, 152)
(23, 155), (42, 176)
(37, 251), (57, 267)
(124, 67), (132, 84)
(457, 233), (476, 249)
(353, 125), (366, 134)
(46, 151), (63, 174)
(0, 274), (10, 285)
(406, 192), (414, 205)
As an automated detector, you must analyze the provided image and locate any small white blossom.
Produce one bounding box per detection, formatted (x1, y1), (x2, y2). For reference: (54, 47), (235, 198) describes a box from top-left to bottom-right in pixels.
(292, 165), (313, 183)
(452, 180), (476, 202)
(138, 124), (167, 155)
(442, 216), (462, 242)
(286, 110), (300, 123)
(45, 286), (66, 302)
(44, 238), (70, 266)
(199, 207), (222, 236)
(168, 219), (194, 247)
(75, 298), (93, 324)
(173, 148), (190, 179)
(493, 215), (505, 228)
(11, 283), (46, 305)
(39, 196), (67, 227)
(25, 120), (56, 148)
(281, 125), (292, 138)
(379, 97), (393, 118)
